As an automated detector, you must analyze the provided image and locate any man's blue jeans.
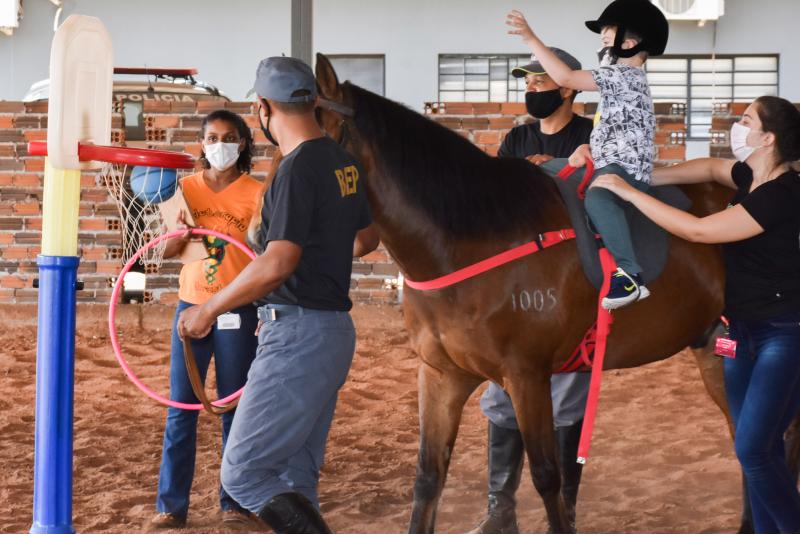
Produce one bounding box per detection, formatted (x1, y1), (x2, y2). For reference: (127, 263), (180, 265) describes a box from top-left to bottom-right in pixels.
(155, 300), (258, 519)
(726, 311), (800, 533)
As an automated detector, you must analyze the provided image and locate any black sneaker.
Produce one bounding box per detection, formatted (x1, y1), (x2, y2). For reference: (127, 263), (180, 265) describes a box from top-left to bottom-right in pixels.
(601, 268), (650, 310)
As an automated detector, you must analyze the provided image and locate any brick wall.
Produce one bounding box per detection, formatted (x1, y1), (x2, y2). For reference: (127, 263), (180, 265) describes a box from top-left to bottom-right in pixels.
(0, 99), (690, 305)
(424, 101), (688, 165)
(0, 100), (398, 305)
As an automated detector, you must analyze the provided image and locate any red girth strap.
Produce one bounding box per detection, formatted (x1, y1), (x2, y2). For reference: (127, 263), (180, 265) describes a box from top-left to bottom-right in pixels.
(403, 229), (577, 291)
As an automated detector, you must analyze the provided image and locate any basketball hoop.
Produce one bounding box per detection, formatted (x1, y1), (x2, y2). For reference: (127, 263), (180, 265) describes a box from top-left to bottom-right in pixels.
(28, 141), (196, 270)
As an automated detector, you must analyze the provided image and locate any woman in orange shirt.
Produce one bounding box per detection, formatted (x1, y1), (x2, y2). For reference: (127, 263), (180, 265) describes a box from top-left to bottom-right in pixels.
(151, 110), (263, 528)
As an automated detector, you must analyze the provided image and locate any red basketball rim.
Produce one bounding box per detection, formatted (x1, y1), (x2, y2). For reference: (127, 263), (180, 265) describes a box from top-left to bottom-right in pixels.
(27, 141), (196, 169)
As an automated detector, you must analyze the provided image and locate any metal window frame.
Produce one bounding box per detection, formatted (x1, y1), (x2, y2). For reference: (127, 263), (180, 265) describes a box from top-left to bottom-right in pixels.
(326, 54), (387, 97)
(437, 53), (531, 103)
(647, 53), (780, 140)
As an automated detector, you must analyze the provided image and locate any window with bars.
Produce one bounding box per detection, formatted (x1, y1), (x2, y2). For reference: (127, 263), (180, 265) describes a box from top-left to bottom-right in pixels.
(646, 54), (779, 139)
(438, 54), (531, 103)
(328, 54), (385, 96)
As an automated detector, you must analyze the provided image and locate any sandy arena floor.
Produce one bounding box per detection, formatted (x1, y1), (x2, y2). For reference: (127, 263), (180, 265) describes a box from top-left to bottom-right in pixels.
(0, 303), (743, 533)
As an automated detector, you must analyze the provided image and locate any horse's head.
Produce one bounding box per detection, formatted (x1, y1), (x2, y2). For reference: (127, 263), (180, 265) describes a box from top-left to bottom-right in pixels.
(315, 53), (374, 174)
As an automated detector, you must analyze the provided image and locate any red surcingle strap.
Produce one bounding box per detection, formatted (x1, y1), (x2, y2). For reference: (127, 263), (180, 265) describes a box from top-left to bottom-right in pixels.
(404, 229), (577, 291)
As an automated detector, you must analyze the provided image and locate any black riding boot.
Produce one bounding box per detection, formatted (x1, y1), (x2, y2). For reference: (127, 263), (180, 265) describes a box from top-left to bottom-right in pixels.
(556, 419), (584, 529)
(468, 421), (525, 534)
(257, 492), (333, 534)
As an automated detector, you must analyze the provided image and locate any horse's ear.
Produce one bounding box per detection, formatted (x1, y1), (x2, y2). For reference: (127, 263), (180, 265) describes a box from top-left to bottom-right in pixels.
(315, 53), (342, 101)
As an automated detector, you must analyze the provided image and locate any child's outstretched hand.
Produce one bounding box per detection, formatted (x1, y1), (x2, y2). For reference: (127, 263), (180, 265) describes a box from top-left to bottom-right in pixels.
(506, 10), (536, 43)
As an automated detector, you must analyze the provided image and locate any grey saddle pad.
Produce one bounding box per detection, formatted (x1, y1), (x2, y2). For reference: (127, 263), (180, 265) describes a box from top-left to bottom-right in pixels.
(543, 164), (691, 290)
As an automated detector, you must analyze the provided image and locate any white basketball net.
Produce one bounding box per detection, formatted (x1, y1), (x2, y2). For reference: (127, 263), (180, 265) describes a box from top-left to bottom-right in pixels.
(100, 162), (180, 269)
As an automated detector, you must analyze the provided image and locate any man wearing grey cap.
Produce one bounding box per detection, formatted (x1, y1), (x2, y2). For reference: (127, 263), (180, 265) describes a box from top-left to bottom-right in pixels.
(178, 56), (378, 533)
(470, 48), (593, 534)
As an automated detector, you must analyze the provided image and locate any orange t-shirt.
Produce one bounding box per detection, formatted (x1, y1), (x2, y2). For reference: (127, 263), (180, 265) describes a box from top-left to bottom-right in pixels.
(178, 171), (263, 305)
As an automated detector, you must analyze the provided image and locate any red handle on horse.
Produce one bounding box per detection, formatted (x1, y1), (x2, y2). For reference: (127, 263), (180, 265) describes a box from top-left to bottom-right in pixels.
(554, 158), (595, 200)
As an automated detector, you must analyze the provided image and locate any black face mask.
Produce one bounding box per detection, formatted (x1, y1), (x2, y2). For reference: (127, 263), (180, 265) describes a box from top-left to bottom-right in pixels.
(525, 89), (564, 119)
(259, 102), (279, 147)
(597, 46), (618, 66)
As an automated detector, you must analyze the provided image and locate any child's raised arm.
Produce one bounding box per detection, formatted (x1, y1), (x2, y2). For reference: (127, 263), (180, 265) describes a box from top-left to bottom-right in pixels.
(506, 10), (597, 92)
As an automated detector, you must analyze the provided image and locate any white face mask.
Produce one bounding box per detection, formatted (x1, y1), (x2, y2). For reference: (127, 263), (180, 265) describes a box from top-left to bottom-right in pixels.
(204, 142), (240, 171)
(730, 122), (760, 162)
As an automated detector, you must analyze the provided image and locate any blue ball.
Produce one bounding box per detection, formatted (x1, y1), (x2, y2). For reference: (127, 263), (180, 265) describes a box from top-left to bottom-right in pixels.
(129, 166), (178, 204)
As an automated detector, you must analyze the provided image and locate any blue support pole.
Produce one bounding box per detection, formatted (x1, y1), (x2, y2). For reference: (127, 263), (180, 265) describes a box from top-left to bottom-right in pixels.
(30, 255), (79, 534)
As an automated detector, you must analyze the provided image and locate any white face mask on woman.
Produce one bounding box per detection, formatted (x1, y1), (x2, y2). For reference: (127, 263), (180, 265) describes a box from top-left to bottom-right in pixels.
(730, 122), (761, 163)
(204, 142), (240, 171)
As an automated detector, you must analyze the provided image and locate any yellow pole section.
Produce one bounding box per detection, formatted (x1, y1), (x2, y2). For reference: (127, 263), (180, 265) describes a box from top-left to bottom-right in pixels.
(41, 157), (81, 257)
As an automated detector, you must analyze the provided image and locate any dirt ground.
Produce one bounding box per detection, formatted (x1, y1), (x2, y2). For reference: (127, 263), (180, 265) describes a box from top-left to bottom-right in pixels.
(0, 303), (743, 533)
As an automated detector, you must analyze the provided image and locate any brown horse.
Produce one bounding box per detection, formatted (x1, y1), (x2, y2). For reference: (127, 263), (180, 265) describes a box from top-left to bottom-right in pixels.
(214, 53), (787, 532)
(309, 53), (800, 533)
(316, 54), (797, 533)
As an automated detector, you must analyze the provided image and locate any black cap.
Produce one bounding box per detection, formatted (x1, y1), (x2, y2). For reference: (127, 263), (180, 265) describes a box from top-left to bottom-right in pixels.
(511, 47), (582, 78)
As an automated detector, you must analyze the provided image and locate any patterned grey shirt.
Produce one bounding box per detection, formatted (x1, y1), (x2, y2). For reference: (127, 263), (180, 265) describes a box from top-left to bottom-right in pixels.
(590, 65), (655, 183)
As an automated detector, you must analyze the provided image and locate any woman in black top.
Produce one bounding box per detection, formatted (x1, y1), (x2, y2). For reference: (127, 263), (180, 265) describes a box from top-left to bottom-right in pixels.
(591, 95), (800, 533)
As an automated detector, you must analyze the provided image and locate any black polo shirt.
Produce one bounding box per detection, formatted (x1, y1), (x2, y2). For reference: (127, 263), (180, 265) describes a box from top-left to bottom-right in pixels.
(257, 136), (371, 311)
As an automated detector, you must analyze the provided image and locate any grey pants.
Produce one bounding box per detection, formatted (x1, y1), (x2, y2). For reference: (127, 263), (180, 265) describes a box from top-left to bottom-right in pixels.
(541, 158), (650, 275)
(480, 373), (591, 430)
(220, 305), (356, 513)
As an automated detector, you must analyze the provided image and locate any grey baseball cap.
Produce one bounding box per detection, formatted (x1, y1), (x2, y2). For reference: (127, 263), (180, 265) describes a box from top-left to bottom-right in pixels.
(511, 47), (582, 78)
(253, 56), (317, 103)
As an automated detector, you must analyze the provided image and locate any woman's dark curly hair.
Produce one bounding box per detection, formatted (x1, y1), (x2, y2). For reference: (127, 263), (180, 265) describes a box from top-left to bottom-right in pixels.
(199, 109), (254, 174)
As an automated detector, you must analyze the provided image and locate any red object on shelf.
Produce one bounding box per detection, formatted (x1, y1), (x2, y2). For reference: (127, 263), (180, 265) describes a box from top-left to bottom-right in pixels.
(113, 67), (198, 76)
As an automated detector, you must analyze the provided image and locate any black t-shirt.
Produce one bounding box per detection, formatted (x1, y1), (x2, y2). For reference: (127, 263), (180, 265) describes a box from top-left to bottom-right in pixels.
(498, 114), (594, 159)
(257, 136), (371, 311)
(723, 162), (800, 320)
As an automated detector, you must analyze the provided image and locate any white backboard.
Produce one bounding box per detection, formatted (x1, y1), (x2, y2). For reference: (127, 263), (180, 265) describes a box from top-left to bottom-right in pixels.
(0, 0), (21, 29)
(47, 15), (113, 170)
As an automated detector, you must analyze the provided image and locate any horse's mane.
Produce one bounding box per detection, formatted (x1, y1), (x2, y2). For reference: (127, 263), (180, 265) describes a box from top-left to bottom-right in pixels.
(346, 83), (561, 239)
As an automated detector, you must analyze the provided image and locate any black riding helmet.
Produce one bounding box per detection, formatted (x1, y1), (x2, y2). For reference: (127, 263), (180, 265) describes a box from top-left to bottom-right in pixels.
(585, 0), (669, 59)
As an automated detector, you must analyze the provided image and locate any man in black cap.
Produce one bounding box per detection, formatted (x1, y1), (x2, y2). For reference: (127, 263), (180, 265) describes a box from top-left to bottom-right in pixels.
(470, 48), (593, 534)
(178, 56), (378, 533)
(507, 1), (670, 310)
(499, 49), (594, 163)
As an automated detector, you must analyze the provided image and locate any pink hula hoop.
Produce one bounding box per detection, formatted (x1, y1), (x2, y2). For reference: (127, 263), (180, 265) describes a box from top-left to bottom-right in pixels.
(108, 228), (257, 410)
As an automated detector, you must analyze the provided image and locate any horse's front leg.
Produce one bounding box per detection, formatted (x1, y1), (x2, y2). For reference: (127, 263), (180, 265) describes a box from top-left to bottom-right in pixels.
(507, 371), (574, 534)
(408, 361), (481, 534)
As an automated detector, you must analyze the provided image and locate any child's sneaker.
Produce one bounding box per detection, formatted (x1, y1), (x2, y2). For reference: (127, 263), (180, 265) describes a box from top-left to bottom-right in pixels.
(602, 268), (650, 310)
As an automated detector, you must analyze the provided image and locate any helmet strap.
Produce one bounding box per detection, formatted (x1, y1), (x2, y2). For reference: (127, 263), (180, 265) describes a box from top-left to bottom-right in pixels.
(612, 25), (645, 59)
